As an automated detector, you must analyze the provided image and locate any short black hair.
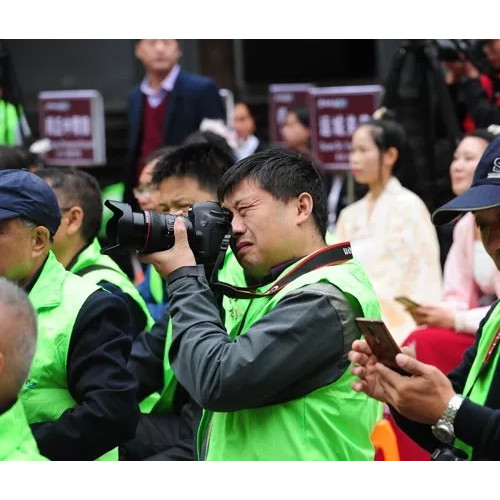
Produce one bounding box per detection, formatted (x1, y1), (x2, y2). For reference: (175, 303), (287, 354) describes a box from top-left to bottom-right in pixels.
(37, 167), (102, 244)
(0, 145), (35, 170)
(182, 130), (235, 162)
(152, 142), (235, 196)
(143, 145), (176, 166)
(217, 148), (327, 237)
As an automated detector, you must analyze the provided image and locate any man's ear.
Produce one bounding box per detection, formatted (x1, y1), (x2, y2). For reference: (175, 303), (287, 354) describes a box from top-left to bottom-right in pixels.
(0, 352), (5, 379)
(296, 192), (314, 224)
(64, 206), (84, 237)
(31, 226), (51, 259)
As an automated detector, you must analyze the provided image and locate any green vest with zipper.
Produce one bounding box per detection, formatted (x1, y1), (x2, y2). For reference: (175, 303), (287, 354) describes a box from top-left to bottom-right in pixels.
(0, 399), (48, 461)
(21, 251), (117, 460)
(455, 301), (500, 459)
(199, 255), (382, 460)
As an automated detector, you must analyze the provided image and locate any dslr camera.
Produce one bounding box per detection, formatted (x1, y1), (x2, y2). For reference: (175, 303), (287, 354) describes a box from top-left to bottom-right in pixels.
(102, 200), (232, 266)
(433, 39), (490, 74)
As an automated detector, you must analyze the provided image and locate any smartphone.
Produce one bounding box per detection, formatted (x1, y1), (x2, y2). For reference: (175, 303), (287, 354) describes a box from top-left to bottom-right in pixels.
(354, 318), (409, 375)
(395, 296), (421, 310)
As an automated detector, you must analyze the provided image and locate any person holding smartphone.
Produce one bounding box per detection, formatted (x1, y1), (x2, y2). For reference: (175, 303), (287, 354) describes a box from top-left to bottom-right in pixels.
(350, 137), (500, 460)
(401, 129), (499, 375)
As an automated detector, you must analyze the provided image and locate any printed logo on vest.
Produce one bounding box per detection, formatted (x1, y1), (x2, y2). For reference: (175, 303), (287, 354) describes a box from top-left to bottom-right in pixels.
(24, 378), (37, 389)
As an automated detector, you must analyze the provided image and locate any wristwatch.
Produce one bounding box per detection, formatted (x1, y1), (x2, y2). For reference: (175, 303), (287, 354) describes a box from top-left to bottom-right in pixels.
(431, 394), (465, 444)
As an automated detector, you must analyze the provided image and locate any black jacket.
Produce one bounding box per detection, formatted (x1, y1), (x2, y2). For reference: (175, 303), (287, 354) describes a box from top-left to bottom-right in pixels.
(30, 287), (140, 460)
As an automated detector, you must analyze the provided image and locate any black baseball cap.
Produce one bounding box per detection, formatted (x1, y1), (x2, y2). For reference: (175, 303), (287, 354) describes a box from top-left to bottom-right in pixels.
(0, 169), (61, 235)
(433, 137), (500, 225)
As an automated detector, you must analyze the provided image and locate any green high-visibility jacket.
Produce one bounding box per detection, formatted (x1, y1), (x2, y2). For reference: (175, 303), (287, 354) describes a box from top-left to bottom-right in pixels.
(0, 399), (48, 461)
(455, 301), (500, 459)
(21, 251), (117, 460)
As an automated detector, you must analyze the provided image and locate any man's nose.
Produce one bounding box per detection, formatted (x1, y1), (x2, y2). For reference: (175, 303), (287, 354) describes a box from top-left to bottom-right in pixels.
(231, 214), (245, 236)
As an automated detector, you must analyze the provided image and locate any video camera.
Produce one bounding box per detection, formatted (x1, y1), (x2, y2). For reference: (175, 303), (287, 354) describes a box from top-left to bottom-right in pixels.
(102, 200), (232, 266)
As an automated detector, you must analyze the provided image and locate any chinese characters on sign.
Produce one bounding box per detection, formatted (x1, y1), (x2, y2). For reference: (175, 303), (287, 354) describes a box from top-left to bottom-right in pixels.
(38, 90), (106, 166)
(309, 85), (382, 171)
(268, 83), (313, 145)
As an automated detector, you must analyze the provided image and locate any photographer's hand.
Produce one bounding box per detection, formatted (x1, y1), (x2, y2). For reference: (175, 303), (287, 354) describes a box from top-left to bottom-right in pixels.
(139, 213), (196, 279)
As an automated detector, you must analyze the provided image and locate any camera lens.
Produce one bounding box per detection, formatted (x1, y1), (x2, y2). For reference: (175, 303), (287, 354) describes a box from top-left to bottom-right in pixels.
(103, 200), (192, 254)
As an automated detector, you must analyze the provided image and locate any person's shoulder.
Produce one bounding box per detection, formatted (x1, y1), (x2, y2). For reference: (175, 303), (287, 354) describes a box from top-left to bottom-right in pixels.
(128, 83), (142, 99)
(338, 196), (366, 218)
(82, 286), (129, 314)
(177, 69), (218, 89)
(391, 181), (430, 213)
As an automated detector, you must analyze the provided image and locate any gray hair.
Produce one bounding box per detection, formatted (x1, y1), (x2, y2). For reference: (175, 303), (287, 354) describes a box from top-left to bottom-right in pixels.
(0, 277), (37, 393)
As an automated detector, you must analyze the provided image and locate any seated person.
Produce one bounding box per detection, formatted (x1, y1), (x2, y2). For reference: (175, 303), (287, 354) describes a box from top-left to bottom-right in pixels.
(37, 167), (155, 337)
(121, 141), (235, 460)
(403, 129), (498, 373)
(333, 112), (442, 344)
(0, 277), (47, 461)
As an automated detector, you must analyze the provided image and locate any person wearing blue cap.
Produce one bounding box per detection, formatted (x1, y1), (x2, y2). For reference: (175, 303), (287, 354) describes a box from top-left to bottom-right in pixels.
(349, 136), (500, 460)
(0, 168), (140, 460)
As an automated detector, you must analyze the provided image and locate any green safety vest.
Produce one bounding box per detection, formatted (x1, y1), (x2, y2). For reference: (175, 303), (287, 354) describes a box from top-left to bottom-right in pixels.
(455, 301), (500, 459)
(22, 251), (117, 461)
(99, 182), (125, 239)
(0, 399), (48, 461)
(70, 238), (155, 331)
(199, 254), (382, 460)
(0, 99), (21, 145)
(149, 265), (165, 305)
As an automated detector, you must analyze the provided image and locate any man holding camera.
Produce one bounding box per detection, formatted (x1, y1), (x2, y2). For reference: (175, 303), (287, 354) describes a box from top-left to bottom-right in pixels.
(444, 39), (500, 131)
(350, 137), (500, 460)
(141, 148), (382, 460)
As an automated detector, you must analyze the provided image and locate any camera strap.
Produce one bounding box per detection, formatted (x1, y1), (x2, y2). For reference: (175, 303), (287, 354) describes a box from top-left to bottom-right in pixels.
(211, 242), (353, 300)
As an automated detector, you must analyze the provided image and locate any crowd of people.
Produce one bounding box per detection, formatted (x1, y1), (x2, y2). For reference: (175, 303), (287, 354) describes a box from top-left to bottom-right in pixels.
(1, 38), (500, 461)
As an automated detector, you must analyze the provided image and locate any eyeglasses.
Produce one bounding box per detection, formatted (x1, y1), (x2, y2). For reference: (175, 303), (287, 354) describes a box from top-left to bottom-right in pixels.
(133, 185), (157, 199)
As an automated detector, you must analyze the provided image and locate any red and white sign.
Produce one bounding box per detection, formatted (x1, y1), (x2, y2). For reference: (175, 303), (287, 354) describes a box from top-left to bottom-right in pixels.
(309, 85), (382, 171)
(268, 83), (313, 145)
(38, 89), (106, 166)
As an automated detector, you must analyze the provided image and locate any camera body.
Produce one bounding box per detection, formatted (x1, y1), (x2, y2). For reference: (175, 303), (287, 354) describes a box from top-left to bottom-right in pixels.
(102, 200), (232, 265)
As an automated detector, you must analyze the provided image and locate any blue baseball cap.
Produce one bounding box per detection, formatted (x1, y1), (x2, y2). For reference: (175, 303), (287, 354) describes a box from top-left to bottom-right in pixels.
(433, 137), (500, 225)
(0, 169), (61, 236)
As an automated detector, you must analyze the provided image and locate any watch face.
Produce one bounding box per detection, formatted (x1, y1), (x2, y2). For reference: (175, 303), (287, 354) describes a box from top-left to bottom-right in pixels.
(432, 423), (453, 444)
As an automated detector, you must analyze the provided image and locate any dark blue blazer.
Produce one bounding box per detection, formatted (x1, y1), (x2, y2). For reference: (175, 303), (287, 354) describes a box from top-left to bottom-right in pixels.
(125, 69), (225, 203)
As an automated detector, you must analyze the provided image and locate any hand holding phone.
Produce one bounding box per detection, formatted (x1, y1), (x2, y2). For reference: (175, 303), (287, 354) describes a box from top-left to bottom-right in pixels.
(354, 318), (409, 375)
(395, 296), (421, 310)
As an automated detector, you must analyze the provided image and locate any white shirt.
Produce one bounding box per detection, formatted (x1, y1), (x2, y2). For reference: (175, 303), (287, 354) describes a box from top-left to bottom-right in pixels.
(140, 64), (181, 108)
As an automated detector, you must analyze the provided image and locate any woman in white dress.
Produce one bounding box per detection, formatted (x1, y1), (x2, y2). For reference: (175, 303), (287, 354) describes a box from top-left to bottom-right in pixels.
(334, 114), (442, 344)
